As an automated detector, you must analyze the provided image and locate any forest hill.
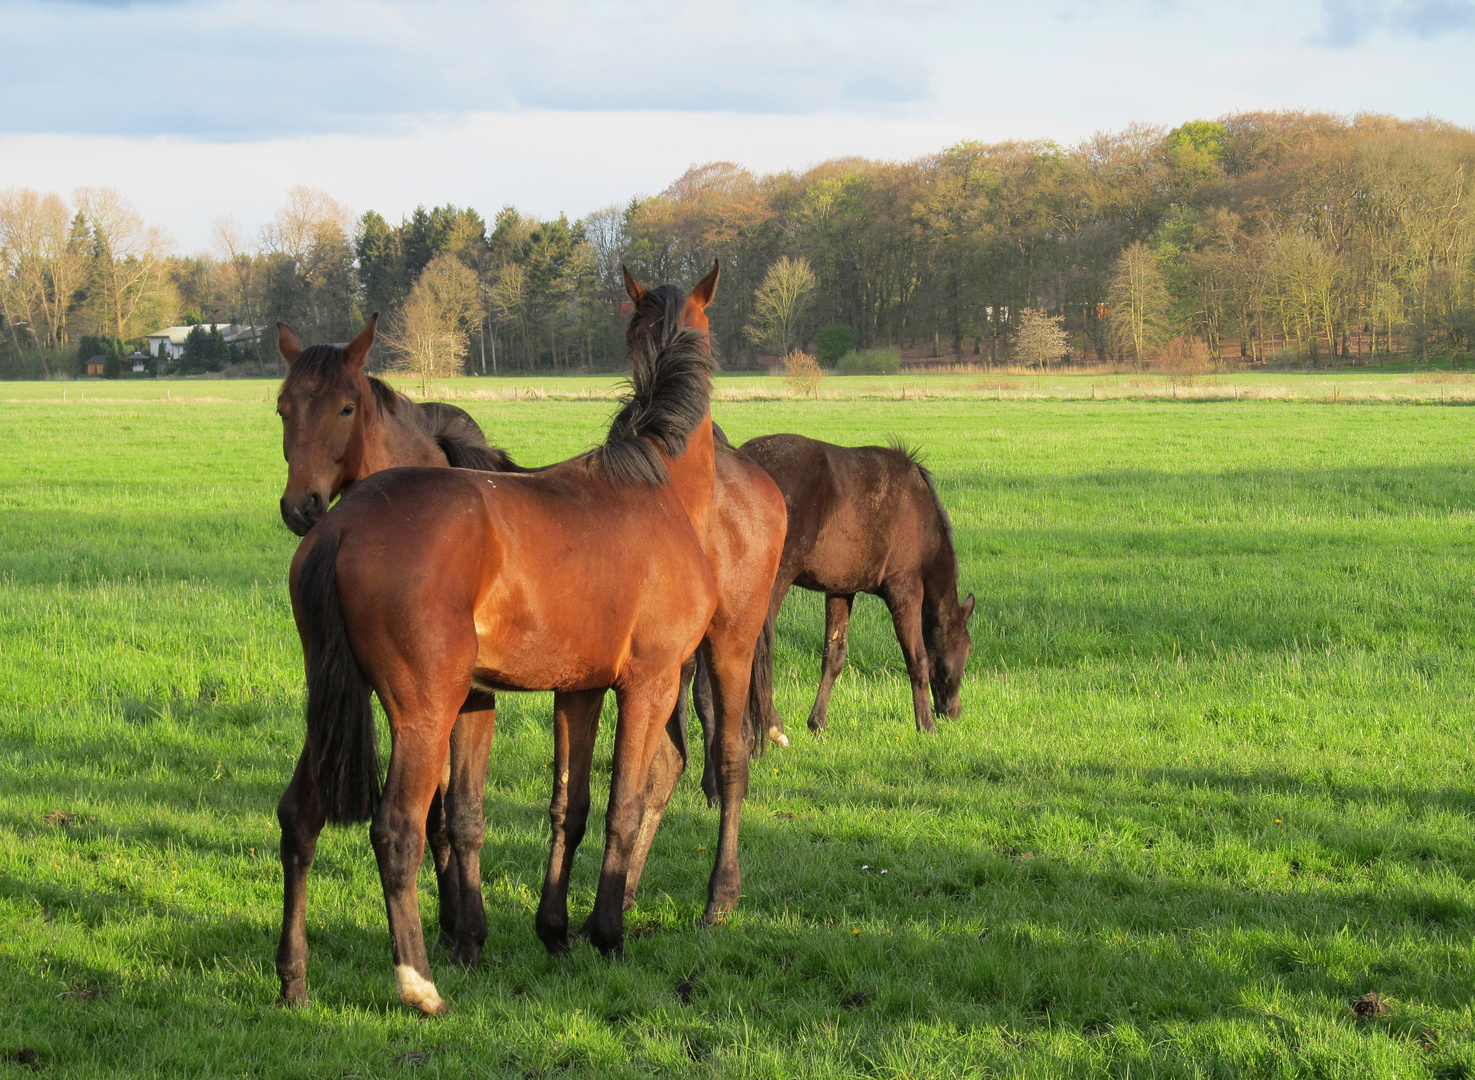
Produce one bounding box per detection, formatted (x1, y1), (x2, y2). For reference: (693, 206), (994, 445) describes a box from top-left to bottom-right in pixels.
(1, 110), (1472, 379)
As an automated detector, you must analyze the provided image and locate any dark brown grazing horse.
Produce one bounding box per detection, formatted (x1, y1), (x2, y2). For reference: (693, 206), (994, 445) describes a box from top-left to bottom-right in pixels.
(739, 435), (975, 738)
(275, 272), (775, 1016)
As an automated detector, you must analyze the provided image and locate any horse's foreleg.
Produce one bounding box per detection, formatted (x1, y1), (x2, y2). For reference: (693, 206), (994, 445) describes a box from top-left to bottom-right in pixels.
(447, 693), (496, 967)
(276, 749), (327, 1006)
(700, 633), (755, 922)
(883, 581), (935, 734)
(584, 671), (683, 957)
(756, 580), (793, 745)
(807, 592), (854, 733)
(535, 688), (603, 956)
(694, 651), (720, 806)
(425, 760), (456, 949)
(370, 718), (456, 1016)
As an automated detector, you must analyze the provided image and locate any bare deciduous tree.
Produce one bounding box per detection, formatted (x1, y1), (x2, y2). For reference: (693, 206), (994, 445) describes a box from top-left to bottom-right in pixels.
(1107, 242), (1171, 368)
(75, 187), (174, 340)
(385, 273), (468, 395)
(746, 256), (816, 355)
(0, 188), (90, 375)
(211, 215), (259, 326)
(259, 186), (352, 263)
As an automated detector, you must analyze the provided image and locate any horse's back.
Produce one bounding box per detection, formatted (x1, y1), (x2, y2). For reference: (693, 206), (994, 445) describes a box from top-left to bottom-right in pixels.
(740, 433), (939, 592)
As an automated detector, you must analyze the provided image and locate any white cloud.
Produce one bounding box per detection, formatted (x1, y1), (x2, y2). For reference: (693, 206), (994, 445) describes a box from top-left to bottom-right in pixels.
(1, 0), (1471, 248)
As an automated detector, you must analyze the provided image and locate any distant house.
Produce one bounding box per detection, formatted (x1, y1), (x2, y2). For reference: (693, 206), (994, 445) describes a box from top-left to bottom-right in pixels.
(125, 352), (149, 373)
(84, 356), (107, 376)
(145, 323), (265, 360)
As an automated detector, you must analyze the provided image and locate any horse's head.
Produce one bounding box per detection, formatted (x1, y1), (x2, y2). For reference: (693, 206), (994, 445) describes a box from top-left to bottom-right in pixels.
(623, 260), (719, 345)
(275, 315), (378, 536)
(927, 591), (975, 720)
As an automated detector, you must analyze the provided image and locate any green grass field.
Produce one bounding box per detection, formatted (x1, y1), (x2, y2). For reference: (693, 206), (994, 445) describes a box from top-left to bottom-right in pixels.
(3, 375), (1475, 1077)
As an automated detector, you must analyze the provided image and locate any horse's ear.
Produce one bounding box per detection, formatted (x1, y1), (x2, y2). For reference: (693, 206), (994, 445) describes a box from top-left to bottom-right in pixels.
(690, 259), (720, 308)
(622, 265), (647, 307)
(277, 322), (303, 364)
(962, 592), (976, 622)
(344, 313), (377, 371)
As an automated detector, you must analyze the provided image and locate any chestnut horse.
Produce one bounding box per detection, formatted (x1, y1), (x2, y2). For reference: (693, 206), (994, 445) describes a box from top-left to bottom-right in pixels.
(738, 435), (976, 738)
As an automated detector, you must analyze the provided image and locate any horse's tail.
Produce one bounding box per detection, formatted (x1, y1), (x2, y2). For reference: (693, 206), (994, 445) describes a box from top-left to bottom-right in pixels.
(743, 607), (776, 758)
(295, 532), (381, 825)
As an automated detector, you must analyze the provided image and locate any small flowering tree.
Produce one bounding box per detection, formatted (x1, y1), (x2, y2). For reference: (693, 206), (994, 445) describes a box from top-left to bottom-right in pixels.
(1014, 307), (1070, 370)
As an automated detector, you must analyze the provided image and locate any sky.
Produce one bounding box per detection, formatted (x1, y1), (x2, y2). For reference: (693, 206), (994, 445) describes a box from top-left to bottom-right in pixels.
(0, 0), (1471, 251)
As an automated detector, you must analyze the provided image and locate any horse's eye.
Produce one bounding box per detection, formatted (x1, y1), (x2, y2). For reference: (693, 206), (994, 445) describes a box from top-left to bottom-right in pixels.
(340, 404), (355, 417)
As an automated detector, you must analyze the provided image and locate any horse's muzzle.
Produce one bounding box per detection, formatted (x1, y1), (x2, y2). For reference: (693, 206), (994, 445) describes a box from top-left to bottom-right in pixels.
(280, 491), (326, 537)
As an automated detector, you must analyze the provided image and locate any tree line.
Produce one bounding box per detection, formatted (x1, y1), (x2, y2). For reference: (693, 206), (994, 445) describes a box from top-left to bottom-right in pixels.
(2, 110), (1472, 379)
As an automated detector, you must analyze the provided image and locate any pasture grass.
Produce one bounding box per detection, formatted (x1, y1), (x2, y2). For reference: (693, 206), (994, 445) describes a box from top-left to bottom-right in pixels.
(2, 381), (1475, 1077)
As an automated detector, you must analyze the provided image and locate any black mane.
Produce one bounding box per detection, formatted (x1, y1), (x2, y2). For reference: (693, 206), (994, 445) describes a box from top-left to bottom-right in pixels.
(889, 436), (960, 587)
(597, 286), (714, 486)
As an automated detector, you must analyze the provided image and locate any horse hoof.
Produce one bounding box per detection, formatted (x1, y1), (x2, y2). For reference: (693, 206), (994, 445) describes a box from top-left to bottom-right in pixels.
(450, 943), (483, 969)
(277, 981), (310, 1008)
(395, 965), (447, 1017)
(768, 726), (790, 748)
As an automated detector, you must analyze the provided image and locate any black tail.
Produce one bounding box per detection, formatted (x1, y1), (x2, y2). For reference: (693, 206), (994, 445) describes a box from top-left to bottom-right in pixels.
(743, 608), (776, 758)
(296, 533), (381, 825)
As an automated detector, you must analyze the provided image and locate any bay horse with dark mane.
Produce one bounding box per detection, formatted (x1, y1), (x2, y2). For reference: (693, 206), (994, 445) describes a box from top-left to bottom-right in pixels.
(737, 435), (976, 739)
(275, 318), (525, 958)
(274, 268), (780, 1015)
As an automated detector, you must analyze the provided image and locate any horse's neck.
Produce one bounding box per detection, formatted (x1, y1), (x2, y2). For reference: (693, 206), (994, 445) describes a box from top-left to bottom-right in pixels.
(921, 532), (962, 620)
(357, 394), (447, 475)
(662, 416), (716, 541)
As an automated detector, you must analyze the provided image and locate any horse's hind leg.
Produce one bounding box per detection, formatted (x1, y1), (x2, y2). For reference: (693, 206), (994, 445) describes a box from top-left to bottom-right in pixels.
(276, 748), (328, 1006)
(584, 670), (683, 957)
(535, 688), (603, 956)
(882, 579), (935, 734)
(807, 592), (854, 733)
(694, 651), (720, 806)
(447, 692), (496, 967)
(700, 632), (755, 923)
(755, 580), (793, 745)
(371, 707), (461, 1016)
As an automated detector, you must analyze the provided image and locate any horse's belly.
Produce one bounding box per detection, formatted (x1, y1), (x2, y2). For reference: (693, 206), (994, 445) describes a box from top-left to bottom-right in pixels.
(471, 634), (621, 694)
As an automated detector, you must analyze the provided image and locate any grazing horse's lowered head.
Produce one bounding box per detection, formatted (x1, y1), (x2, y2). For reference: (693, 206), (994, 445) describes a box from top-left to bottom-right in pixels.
(925, 585), (975, 720)
(275, 316), (379, 536)
(917, 462), (975, 720)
